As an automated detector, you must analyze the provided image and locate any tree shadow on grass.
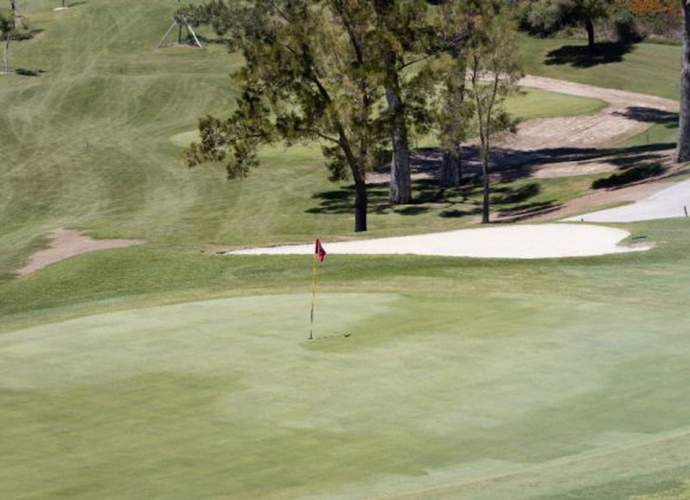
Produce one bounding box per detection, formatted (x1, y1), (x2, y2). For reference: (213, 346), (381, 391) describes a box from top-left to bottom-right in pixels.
(491, 182), (541, 204)
(496, 201), (563, 222)
(307, 178), (469, 216)
(11, 29), (44, 42)
(195, 35), (233, 47)
(592, 162), (667, 189)
(487, 142), (675, 181)
(544, 41), (636, 68)
(15, 68), (45, 77)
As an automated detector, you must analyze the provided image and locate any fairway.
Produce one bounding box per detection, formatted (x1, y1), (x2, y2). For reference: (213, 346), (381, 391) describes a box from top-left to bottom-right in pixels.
(3, 1), (690, 499)
(3, 290), (690, 499)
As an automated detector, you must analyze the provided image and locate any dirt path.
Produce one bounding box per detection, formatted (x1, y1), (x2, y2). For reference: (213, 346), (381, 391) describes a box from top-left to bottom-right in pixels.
(489, 75), (682, 220)
(15, 229), (144, 277)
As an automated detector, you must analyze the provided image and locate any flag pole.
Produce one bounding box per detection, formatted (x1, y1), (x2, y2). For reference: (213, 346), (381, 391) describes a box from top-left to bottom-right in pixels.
(309, 251), (317, 340)
(310, 239), (326, 340)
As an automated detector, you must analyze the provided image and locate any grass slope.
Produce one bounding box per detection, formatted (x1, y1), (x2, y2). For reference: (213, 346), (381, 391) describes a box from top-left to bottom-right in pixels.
(1, 3), (690, 499)
(0, 1), (611, 283)
(2, 219), (690, 499)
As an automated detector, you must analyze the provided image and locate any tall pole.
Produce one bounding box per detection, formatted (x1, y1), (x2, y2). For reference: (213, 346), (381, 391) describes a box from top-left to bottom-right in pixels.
(309, 252), (317, 340)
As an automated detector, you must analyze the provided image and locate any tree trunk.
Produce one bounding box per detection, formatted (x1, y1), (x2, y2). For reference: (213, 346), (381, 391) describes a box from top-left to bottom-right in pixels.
(353, 174), (368, 232)
(677, 0), (690, 163)
(440, 149), (462, 188)
(481, 149), (490, 224)
(585, 19), (595, 52)
(386, 84), (412, 205)
(373, 0), (412, 205)
(3, 34), (8, 74)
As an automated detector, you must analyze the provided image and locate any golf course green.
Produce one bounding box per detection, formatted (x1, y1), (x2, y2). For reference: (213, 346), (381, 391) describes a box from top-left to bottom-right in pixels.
(1, 1), (690, 499)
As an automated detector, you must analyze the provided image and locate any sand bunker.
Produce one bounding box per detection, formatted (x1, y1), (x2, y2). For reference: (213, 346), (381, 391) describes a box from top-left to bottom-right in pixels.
(227, 224), (650, 259)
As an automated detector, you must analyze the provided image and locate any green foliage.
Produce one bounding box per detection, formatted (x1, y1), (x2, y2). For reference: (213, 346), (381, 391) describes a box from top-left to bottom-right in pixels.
(466, 10), (523, 222)
(182, 0), (396, 231)
(0, 8), (13, 33)
(184, 85), (274, 179)
(518, 0), (615, 45)
(517, 0), (566, 36)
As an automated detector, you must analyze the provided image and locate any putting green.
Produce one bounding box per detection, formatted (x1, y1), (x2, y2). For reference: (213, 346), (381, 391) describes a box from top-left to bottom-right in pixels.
(2, 292), (690, 499)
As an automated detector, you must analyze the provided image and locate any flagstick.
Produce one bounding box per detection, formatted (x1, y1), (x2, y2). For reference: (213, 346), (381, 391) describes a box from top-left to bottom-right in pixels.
(309, 252), (317, 340)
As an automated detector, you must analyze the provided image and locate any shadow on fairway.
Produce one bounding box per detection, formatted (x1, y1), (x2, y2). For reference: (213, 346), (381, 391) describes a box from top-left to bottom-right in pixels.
(487, 142), (675, 179)
(496, 200), (563, 222)
(195, 35), (233, 47)
(306, 141), (674, 220)
(15, 68), (46, 77)
(11, 29), (44, 42)
(492, 182), (541, 204)
(592, 162), (667, 189)
(545, 41), (636, 68)
(307, 179), (475, 216)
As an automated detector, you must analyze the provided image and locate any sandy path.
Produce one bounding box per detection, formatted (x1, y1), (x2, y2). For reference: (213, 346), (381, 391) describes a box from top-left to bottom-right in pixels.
(564, 178), (690, 222)
(16, 229), (145, 277)
(516, 75), (678, 150)
(492, 76), (678, 178)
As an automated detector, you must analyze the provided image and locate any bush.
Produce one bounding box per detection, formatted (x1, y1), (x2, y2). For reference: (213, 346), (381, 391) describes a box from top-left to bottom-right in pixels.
(613, 8), (644, 43)
(517, 0), (565, 37)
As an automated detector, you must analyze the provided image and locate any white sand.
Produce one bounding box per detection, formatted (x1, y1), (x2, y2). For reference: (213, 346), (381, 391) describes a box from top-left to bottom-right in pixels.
(228, 224), (650, 259)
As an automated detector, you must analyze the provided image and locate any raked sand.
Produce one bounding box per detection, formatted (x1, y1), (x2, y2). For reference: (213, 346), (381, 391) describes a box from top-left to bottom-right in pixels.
(228, 223), (650, 259)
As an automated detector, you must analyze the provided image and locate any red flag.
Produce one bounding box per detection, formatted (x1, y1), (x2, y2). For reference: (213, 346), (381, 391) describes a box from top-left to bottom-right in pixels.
(315, 239), (326, 262)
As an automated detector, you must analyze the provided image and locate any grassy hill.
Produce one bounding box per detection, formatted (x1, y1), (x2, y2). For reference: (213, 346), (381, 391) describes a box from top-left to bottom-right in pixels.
(0, 1), (617, 284)
(1, 3), (690, 499)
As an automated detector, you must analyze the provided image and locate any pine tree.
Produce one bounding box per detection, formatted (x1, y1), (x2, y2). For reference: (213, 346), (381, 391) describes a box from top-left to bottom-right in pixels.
(465, 9), (522, 223)
(183, 1), (385, 232)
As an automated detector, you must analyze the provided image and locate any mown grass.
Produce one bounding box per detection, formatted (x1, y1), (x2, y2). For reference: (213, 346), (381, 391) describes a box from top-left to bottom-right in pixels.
(1, 3), (690, 499)
(0, 2), (615, 283)
(2, 218), (690, 500)
(520, 35), (680, 100)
